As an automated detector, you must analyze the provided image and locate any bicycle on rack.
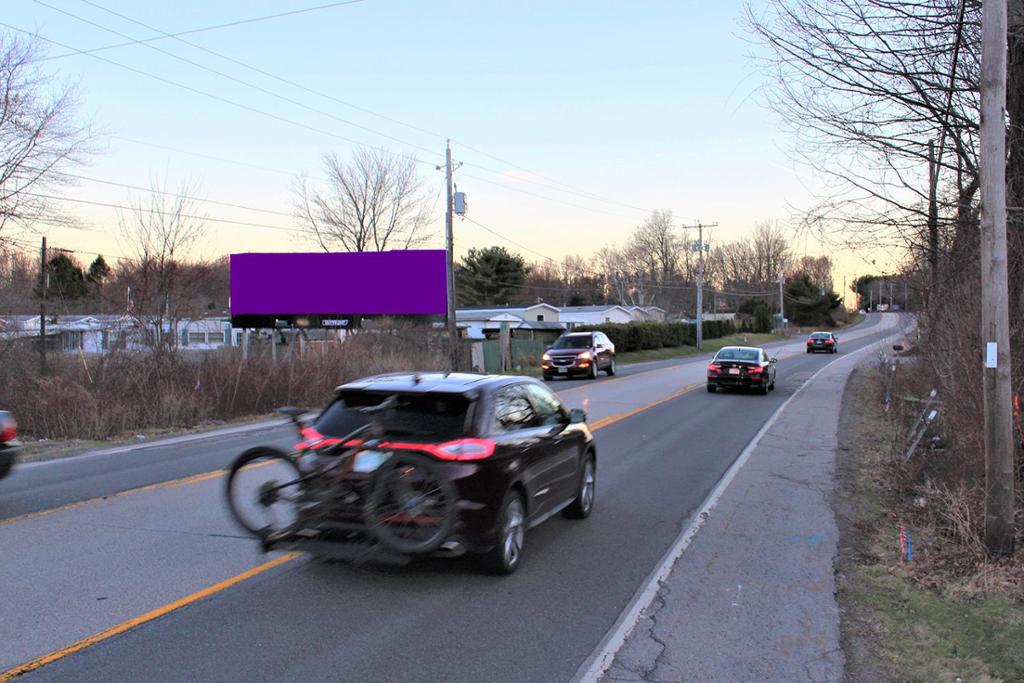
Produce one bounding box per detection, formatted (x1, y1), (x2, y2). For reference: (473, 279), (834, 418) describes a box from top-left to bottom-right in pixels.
(224, 396), (458, 560)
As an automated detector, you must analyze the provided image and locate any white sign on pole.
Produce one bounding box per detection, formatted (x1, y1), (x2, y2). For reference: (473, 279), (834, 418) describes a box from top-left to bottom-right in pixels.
(985, 342), (998, 368)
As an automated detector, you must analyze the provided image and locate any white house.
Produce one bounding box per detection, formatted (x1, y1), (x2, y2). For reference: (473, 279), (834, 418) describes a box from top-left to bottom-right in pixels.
(556, 305), (636, 326)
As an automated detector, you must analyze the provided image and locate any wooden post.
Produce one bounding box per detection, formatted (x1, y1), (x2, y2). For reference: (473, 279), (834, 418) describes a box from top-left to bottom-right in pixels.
(979, 0), (1016, 556)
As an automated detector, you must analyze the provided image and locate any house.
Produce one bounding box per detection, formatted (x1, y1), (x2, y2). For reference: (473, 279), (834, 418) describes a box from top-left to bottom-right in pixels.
(626, 306), (668, 322)
(556, 305), (636, 326)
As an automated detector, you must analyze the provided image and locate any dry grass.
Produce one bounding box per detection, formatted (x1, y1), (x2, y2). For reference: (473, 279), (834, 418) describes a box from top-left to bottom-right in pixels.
(0, 321), (453, 441)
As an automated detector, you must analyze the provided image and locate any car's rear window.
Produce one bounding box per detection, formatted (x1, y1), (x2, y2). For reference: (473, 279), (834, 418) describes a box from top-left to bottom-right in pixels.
(811, 332), (831, 339)
(315, 391), (472, 441)
(551, 335), (592, 349)
(716, 348), (760, 361)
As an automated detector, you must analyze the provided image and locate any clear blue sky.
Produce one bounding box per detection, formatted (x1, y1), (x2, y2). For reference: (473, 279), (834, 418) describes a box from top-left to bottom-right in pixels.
(4, 0), (893, 290)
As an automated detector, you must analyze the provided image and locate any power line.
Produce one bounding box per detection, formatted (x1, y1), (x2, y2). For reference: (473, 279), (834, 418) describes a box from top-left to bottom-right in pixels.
(19, 191), (307, 235)
(45, 0), (654, 217)
(39, 0), (370, 61)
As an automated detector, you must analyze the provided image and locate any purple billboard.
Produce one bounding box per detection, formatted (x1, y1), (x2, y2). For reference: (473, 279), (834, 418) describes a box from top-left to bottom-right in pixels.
(230, 250), (447, 326)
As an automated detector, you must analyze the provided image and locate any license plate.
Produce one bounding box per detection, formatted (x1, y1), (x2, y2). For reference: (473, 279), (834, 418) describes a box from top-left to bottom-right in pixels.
(559, 367), (568, 374)
(353, 450), (389, 473)
(728, 368), (740, 375)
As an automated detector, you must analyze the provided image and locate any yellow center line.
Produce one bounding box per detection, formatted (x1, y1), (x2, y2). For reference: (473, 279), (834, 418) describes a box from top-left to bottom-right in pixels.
(0, 551), (300, 683)
(590, 384), (701, 431)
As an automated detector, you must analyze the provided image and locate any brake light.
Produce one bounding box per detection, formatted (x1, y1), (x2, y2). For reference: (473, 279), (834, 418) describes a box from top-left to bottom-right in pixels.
(806, 339), (814, 345)
(749, 365), (765, 375)
(825, 339), (834, 345)
(432, 438), (497, 461)
(0, 415), (16, 442)
(708, 363), (721, 372)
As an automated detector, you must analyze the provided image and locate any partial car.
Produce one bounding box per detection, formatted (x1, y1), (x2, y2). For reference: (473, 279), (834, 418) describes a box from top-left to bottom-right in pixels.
(806, 331), (838, 353)
(0, 410), (20, 480)
(541, 331), (616, 380)
(706, 346), (777, 395)
(247, 373), (597, 575)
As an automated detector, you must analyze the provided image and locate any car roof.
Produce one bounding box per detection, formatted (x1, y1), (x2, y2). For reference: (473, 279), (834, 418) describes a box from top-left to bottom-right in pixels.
(716, 346), (763, 353)
(561, 331), (594, 337)
(335, 372), (527, 396)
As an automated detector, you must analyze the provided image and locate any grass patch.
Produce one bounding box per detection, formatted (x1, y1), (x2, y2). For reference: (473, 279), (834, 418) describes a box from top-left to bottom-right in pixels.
(836, 368), (1024, 682)
(846, 565), (1024, 682)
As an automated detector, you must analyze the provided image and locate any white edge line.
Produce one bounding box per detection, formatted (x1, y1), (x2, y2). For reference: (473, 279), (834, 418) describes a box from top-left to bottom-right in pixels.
(571, 322), (903, 683)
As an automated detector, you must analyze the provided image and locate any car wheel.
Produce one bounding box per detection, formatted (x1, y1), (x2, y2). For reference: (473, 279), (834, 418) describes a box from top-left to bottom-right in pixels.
(543, 373), (554, 381)
(564, 455), (596, 519)
(589, 361), (599, 380)
(605, 357), (616, 376)
(806, 349), (812, 353)
(758, 381), (769, 395)
(769, 378), (776, 391)
(480, 490), (526, 575)
(707, 383), (717, 393)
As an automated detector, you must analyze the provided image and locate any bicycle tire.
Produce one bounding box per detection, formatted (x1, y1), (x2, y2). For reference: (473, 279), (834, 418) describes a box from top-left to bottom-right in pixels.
(225, 446), (303, 539)
(364, 451), (458, 555)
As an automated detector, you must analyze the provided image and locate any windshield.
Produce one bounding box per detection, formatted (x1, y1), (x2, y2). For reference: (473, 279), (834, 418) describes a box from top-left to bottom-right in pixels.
(715, 348), (760, 362)
(811, 332), (831, 339)
(551, 335), (593, 350)
(315, 391), (472, 440)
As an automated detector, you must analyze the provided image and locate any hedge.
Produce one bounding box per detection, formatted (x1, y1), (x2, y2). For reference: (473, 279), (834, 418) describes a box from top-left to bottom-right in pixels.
(574, 319), (735, 353)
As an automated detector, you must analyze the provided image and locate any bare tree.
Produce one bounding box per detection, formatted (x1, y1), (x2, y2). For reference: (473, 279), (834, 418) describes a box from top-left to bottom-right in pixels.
(117, 179), (207, 350)
(747, 0), (982, 262)
(295, 147), (434, 252)
(0, 32), (94, 243)
(630, 209), (682, 284)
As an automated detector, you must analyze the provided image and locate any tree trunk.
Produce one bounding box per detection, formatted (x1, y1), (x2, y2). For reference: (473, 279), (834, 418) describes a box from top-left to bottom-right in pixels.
(1008, 0), (1024, 320)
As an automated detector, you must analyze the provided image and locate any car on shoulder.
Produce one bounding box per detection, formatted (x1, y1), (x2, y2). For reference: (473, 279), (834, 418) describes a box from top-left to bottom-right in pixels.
(541, 331), (616, 380)
(248, 373), (597, 575)
(0, 410), (20, 480)
(806, 331), (838, 353)
(706, 346), (777, 395)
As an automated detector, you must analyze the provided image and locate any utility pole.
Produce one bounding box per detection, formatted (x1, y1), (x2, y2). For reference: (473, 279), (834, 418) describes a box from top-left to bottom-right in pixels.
(778, 275), (785, 328)
(39, 236), (47, 376)
(979, 0), (1015, 556)
(443, 140), (458, 372)
(682, 221), (716, 350)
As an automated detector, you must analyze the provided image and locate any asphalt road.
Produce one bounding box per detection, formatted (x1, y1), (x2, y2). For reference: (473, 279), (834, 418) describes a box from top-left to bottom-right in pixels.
(0, 313), (907, 682)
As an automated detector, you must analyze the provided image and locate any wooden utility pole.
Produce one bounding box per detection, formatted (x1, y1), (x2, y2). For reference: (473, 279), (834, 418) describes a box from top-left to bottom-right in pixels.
(683, 221), (716, 350)
(443, 140), (458, 372)
(38, 237), (47, 376)
(980, 0), (1015, 556)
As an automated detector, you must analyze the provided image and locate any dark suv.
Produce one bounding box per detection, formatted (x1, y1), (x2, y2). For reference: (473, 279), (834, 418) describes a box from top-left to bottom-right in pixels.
(0, 411), (20, 480)
(542, 332), (616, 380)
(261, 373), (597, 574)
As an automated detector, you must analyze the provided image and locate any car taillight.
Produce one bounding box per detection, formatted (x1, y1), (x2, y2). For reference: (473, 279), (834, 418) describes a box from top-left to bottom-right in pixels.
(0, 416), (16, 442)
(749, 365), (765, 374)
(825, 339), (834, 345)
(806, 339), (814, 345)
(708, 363), (721, 372)
(432, 438), (497, 461)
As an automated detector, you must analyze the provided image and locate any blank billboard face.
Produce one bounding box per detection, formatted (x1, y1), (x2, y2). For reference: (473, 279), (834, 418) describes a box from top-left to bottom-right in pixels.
(230, 250), (447, 316)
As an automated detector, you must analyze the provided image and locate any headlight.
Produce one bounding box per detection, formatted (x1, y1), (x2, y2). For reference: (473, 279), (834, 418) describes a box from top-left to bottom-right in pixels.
(542, 352), (551, 361)
(578, 351), (592, 361)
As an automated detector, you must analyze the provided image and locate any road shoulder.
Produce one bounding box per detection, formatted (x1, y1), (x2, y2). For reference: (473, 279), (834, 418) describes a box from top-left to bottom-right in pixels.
(601, 350), (860, 681)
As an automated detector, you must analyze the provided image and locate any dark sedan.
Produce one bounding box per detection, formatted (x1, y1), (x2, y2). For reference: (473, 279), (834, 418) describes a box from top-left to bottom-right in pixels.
(252, 373), (597, 574)
(542, 331), (616, 380)
(0, 410), (20, 480)
(706, 346), (777, 395)
(806, 331), (838, 353)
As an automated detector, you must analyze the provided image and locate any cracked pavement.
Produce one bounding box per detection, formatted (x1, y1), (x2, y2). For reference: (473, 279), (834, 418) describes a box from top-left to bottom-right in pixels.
(601, 353), (862, 683)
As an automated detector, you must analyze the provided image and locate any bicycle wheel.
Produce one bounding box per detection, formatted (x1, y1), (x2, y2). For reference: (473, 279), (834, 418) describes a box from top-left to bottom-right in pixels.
(364, 452), (458, 555)
(225, 447), (304, 539)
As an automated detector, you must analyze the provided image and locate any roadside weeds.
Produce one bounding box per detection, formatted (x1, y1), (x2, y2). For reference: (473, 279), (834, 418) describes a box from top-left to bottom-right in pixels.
(834, 368), (1024, 682)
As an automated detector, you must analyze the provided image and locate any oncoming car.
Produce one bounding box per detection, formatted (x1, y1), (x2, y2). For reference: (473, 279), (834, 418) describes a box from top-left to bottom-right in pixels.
(706, 346), (777, 395)
(226, 373), (597, 575)
(541, 332), (616, 380)
(806, 331), (838, 353)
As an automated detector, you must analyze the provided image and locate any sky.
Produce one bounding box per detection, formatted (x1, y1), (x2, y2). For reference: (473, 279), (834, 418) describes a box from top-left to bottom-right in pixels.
(4, 0), (898, 304)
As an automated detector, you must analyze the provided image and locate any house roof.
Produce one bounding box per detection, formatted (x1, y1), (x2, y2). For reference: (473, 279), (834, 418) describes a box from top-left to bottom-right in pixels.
(556, 305), (630, 314)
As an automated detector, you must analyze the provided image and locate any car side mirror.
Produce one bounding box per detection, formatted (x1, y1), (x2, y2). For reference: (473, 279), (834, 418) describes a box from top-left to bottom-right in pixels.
(770, 358), (778, 364)
(892, 344), (904, 352)
(569, 408), (587, 424)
